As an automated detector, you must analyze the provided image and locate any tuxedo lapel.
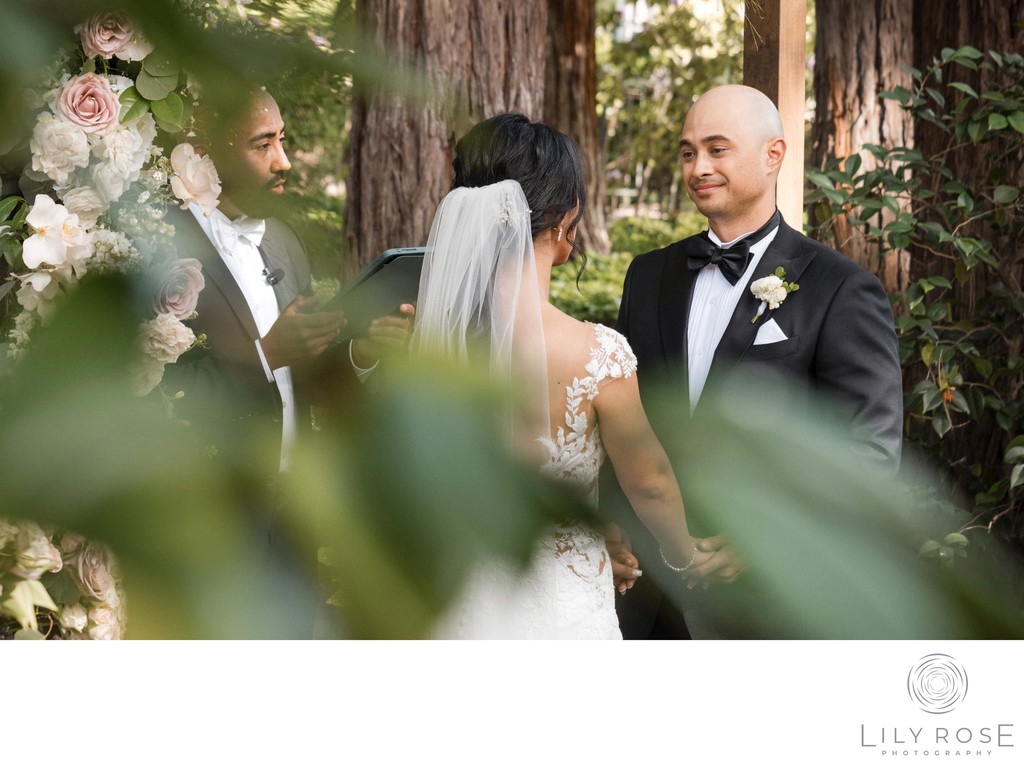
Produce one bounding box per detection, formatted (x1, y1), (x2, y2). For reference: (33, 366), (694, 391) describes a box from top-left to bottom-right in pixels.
(707, 221), (816, 382)
(177, 212), (261, 340)
(657, 242), (699, 397)
(260, 223), (305, 311)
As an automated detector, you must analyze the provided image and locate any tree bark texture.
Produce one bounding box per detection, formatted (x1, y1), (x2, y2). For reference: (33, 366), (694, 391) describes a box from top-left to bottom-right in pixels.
(811, 0), (914, 294)
(909, 0), (1024, 481)
(910, 0), (1024, 253)
(346, 0), (547, 269)
(544, 0), (609, 254)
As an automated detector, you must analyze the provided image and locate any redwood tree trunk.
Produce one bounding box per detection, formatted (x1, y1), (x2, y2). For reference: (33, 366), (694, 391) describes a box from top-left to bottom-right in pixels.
(346, 0), (547, 269)
(909, 0), (1024, 483)
(544, 0), (610, 254)
(811, 0), (914, 294)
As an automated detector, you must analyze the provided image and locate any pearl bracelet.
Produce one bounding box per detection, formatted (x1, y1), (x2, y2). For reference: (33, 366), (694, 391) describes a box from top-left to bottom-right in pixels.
(660, 546), (698, 574)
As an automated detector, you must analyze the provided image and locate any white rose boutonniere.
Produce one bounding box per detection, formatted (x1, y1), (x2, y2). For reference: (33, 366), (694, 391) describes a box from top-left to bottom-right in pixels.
(750, 267), (799, 323)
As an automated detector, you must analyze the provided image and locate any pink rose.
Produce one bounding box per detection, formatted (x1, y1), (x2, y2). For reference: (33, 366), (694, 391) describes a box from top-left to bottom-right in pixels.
(152, 258), (205, 320)
(56, 74), (120, 135)
(77, 13), (152, 62)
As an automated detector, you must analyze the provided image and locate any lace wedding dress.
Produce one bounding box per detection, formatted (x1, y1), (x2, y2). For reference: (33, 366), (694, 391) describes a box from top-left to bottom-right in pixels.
(437, 324), (636, 639)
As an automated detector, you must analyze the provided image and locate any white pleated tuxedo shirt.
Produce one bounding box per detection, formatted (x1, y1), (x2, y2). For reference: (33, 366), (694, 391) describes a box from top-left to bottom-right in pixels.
(190, 206), (299, 470)
(686, 223), (780, 410)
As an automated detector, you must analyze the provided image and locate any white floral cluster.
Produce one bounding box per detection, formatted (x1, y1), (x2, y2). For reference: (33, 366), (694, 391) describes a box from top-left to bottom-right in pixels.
(749, 267), (799, 323)
(750, 274), (789, 311)
(0, 518), (126, 640)
(7, 11), (216, 395)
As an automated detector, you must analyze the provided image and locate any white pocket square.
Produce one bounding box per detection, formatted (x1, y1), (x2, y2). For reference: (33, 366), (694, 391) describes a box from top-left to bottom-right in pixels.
(753, 318), (788, 345)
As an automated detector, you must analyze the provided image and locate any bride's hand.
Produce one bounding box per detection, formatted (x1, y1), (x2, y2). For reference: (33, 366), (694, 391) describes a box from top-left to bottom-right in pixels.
(605, 525), (641, 595)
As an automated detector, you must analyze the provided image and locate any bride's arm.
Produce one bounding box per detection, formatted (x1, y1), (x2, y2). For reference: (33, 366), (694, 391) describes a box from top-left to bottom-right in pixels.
(592, 374), (701, 570)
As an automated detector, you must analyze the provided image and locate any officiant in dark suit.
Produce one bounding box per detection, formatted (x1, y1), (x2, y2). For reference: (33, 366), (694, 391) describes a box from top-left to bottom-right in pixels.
(163, 87), (411, 472)
(610, 84), (903, 639)
(161, 87), (411, 635)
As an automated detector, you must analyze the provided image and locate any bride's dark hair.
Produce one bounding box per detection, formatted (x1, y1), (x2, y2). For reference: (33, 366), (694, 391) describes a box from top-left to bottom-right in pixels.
(451, 113), (588, 271)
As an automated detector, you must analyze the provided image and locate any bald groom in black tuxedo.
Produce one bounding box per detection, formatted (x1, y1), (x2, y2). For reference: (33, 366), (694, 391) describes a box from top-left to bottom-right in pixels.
(611, 85), (903, 639)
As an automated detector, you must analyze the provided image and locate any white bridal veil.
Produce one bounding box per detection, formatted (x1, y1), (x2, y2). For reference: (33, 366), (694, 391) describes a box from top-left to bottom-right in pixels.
(413, 179), (550, 459)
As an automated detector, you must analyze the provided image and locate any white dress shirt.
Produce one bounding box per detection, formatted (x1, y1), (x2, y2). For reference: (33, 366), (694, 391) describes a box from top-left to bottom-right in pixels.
(686, 223), (780, 410)
(190, 206), (298, 470)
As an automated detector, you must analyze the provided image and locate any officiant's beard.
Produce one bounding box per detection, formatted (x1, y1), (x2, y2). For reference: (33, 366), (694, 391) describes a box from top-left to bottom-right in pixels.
(221, 175), (288, 220)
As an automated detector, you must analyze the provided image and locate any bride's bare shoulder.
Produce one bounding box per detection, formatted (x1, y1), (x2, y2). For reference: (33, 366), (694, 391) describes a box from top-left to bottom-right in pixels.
(544, 307), (596, 345)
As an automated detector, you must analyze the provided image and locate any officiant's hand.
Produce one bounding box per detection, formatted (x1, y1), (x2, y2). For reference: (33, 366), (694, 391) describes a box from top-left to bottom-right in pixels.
(687, 534), (747, 588)
(352, 303), (415, 368)
(260, 296), (346, 370)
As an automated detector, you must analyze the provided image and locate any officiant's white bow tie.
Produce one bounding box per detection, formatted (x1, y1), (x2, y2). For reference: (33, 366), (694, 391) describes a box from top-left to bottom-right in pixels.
(210, 214), (266, 254)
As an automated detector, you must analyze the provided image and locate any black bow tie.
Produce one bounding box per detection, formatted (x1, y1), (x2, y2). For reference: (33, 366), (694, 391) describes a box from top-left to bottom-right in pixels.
(685, 209), (782, 285)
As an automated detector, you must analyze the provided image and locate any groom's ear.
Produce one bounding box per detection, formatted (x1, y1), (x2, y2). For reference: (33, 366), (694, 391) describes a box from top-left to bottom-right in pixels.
(765, 137), (786, 175)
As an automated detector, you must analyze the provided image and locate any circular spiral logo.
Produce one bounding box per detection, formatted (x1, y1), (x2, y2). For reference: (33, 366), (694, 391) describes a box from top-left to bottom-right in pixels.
(907, 654), (968, 714)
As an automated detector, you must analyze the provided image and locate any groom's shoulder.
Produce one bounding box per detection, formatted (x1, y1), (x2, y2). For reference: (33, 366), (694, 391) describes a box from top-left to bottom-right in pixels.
(784, 223), (870, 281)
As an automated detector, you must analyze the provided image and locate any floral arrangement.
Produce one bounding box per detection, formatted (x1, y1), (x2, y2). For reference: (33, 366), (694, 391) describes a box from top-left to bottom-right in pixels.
(0, 9), (225, 395)
(0, 5), (247, 640)
(750, 266), (799, 323)
(0, 518), (125, 640)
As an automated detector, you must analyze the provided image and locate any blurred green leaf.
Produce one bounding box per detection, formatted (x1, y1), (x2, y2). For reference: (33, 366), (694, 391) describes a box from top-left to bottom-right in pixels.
(993, 185), (1019, 204)
(151, 91), (185, 132)
(632, 372), (1024, 638)
(119, 86), (151, 124)
(135, 69), (177, 101)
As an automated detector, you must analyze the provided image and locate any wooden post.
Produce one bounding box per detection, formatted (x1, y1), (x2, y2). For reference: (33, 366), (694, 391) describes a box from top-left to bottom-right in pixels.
(743, 0), (807, 231)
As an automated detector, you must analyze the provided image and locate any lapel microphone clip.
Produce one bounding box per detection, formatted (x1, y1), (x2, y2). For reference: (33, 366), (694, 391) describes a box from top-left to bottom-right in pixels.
(262, 267), (285, 286)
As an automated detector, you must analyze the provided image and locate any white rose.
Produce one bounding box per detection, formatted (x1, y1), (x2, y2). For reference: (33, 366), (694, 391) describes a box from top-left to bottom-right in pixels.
(169, 143), (222, 217)
(750, 275), (783, 300)
(91, 160), (131, 204)
(767, 285), (788, 309)
(750, 275), (793, 310)
(96, 126), (145, 176)
(30, 113), (91, 185)
(138, 313), (196, 365)
(60, 603), (89, 632)
(61, 186), (107, 229)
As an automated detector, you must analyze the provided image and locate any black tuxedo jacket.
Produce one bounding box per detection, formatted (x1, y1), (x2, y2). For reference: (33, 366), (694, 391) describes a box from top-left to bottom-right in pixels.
(611, 218), (903, 638)
(618, 218), (902, 464)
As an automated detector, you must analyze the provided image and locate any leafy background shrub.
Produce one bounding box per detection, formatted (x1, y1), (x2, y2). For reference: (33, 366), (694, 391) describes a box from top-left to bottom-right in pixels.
(807, 46), (1024, 554)
(551, 210), (704, 325)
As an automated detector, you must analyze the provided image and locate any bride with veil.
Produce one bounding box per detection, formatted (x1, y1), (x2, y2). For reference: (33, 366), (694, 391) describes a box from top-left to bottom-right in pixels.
(415, 114), (710, 639)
